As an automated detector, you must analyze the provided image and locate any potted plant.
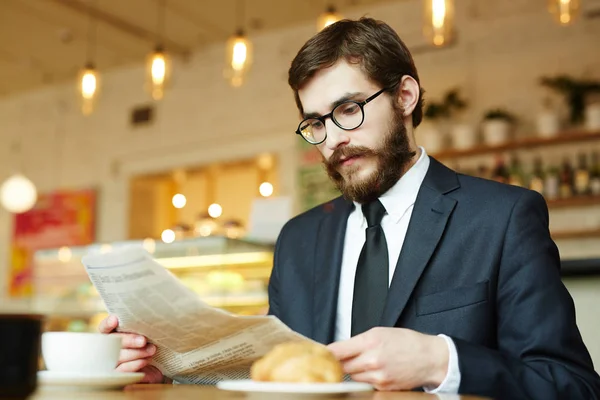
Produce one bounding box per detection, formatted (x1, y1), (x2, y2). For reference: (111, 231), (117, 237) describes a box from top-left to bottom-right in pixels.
(586, 93), (600, 131)
(536, 97), (561, 138)
(481, 108), (517, 145)
(540, 75), (600, 131)
(444, 89), (476, 150)
(419, 100), (448, 153)
(419, 88), (475, 152)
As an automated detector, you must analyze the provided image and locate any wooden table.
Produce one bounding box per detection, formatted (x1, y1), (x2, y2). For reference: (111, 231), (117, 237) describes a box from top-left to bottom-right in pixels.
(31, 384), (491, 399)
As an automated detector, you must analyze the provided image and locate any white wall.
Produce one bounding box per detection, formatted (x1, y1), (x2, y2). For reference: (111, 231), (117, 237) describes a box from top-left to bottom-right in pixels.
(1, 0), (599, 369)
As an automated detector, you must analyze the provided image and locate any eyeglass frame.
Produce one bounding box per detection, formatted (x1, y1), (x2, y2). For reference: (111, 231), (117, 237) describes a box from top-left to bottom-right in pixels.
(295, 87), (389, 145)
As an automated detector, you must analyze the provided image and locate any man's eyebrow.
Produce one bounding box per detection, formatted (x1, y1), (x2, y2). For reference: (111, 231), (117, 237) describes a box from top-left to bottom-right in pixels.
(302, 92), (364, 119)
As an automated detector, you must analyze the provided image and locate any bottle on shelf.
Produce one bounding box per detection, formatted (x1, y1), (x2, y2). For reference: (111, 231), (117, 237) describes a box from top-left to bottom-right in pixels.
(573, 152), (591, 196)
(491, 155), (509, 184)
(558, 157), (574, 199)
(477, 164), (491, 180)
(590, 151), (600, 196)
(528, 157), (545, 195)
(508, 155), (525, 187)
(544, 164), (560, 201)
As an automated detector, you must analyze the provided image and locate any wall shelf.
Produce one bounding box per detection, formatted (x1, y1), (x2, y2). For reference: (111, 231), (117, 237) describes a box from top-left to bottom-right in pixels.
(547, 196), (600, 209)
(431, 130), (600, 160)
(552, 229), (600, 240)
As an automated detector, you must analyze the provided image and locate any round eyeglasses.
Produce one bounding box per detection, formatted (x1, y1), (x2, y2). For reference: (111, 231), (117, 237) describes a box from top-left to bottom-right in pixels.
(295, 88), (388, 145)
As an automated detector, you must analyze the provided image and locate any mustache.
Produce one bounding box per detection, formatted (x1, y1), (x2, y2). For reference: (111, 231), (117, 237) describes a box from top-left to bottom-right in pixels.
(325, 146), (377, 170)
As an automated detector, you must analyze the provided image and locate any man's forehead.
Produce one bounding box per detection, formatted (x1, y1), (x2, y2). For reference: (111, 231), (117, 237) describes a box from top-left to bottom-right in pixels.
(298, 62), (374, 112)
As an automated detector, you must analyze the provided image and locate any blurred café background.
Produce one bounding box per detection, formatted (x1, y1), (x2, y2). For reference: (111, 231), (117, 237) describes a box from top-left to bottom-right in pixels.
(0, 0), (599, 370)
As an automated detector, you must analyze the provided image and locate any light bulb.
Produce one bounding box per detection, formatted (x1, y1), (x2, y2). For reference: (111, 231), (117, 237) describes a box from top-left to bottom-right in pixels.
(432, 0), (447, 45)
(0, 174), (38, 214)
(208, 203), (222, 218)
(161, 229), (175, 243)
(424, 0), (454, 47)
(147, 48), (169, 100)
(172, 193), (186, 209)
(317, 6), (343, 31)
(58, 247), (72, 263)
(548, 0), (579, 26)
(225, 31), (252, 87)
(79, 63), (99, 115)
(259, 182), (273, 197)
(142, 238), (156, 254)
(81, 71), (97, 99)
(232, 40), (248, 71)
(151, 54), (166, 84)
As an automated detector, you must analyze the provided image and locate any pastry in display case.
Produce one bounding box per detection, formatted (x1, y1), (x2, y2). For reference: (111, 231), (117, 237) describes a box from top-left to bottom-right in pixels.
(32, 236), (274, 332)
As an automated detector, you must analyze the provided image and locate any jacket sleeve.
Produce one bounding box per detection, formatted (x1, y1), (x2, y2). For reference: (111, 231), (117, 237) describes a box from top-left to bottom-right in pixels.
(454, 190), (600, 399)
(267, 223), (285, 318)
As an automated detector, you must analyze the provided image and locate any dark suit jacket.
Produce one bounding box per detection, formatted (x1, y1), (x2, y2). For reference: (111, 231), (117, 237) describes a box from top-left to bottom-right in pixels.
(268, 157), (600, 399)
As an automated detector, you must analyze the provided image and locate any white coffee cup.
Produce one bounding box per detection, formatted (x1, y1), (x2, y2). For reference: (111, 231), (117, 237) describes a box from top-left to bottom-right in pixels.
(42, 332), (122, 374)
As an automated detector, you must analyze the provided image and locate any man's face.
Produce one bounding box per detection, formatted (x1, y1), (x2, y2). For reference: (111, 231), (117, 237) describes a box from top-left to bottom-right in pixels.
(297, 61), (414, 204)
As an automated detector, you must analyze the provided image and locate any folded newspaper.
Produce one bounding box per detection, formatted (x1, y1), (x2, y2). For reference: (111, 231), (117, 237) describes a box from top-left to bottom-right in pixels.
(82, 246), (313, 384)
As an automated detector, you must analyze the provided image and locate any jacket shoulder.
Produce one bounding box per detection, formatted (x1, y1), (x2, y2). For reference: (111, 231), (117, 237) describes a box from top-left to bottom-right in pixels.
(455, 173), (546, 210)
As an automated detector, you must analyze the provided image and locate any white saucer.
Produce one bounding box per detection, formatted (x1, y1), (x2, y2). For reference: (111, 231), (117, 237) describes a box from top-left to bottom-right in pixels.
(37, 371), (144, 390)
(216, 379), (373, 395)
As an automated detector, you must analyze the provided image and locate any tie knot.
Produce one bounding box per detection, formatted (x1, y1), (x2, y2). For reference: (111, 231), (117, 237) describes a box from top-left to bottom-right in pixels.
(362, 199), (386, 228)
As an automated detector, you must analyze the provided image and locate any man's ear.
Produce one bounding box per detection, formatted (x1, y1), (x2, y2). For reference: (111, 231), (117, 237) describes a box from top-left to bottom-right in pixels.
(395, 76), (420, 117)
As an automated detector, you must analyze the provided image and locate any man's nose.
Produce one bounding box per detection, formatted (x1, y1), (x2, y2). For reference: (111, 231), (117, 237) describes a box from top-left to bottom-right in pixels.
(324, 119), (350, 150)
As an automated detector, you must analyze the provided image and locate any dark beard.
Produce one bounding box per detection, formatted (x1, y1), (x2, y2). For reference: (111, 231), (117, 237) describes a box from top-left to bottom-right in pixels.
(323, 112), (416, 204)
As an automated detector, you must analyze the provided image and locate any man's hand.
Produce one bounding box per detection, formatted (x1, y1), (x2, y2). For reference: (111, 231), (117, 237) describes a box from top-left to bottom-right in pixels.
(98, 315), (165, 384)
(327, 327), (449, 391)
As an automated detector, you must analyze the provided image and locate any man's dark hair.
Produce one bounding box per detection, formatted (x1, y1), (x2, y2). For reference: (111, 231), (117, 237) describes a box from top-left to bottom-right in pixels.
(288, 17), (424, 128)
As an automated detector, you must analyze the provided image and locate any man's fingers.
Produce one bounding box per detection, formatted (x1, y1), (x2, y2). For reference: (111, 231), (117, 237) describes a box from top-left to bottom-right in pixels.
(139, 365), (164, 384)
(350, 370), (389, 390)
(118, 363), (164, 384)
(327, 334), (370, 361)
(339, 352), (379, 375)
(116, 333), (148, 349)
(98, 316), (147, 349)
(118, 344), (156, 363)
(116, 358), (151, 373)
(98, 315), (118, 334)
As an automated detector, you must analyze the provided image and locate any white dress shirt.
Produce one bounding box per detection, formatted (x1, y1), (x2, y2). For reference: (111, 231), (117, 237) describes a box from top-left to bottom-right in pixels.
(333, 147), (460, 393)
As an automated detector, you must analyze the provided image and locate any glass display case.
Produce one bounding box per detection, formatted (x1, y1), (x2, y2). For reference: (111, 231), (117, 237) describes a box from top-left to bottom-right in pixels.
(28, 236), (274, 332)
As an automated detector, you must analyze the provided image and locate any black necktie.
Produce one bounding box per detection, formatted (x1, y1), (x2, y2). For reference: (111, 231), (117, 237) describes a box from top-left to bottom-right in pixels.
(351, 199), (389, 337)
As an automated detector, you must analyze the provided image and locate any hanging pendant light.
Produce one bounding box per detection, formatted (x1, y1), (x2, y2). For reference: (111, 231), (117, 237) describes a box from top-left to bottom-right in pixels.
(225, 0), (252, 87)
(0, 143), (37, 214)
(256, 153), (275, 197)
(79, 62), (99, 116)
(226, 29), (252, 87)
(146, 0), (170, 99)
(548, 0), (579, 26)
(317, 5), (343, 31)
(147, 45), (170, 100)
(423, 0), (454, 47)
(0, 174), (37, 214)
(79, 0), (99, 115)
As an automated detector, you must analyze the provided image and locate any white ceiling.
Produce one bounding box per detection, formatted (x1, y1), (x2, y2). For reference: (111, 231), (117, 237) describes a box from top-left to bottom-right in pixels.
(0, 0), (398, 97)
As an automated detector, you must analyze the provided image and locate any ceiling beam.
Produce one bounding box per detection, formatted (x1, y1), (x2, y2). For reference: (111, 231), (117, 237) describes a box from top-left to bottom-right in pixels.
(49, 0), (190, 56)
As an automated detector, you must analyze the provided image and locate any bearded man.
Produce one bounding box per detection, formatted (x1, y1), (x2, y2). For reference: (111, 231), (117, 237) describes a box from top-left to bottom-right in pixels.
(99, 17), (600, 399)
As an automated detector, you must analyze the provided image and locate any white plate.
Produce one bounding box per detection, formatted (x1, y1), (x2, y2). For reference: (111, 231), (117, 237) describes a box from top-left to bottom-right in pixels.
(37, 371), (144, 391)
(217, 379), (373, 395)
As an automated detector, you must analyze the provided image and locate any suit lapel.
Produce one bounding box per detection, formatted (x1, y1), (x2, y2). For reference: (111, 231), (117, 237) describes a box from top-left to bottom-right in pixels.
(312, 197), (353, 344)
(380, 158), (459, 327)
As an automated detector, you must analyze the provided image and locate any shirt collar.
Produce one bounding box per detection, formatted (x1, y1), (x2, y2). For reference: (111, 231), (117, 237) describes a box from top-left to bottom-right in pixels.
(353, 146), (430, 226)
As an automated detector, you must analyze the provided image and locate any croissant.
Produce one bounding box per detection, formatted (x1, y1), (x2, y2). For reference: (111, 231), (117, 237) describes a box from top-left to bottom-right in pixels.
(251, 341), (343, 383)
